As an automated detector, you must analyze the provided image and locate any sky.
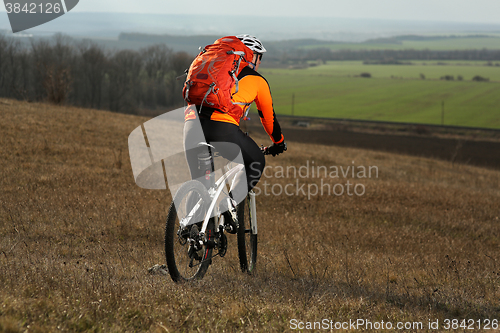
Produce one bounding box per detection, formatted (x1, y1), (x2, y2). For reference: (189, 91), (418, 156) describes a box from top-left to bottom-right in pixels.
(61, 0), (500, 24)
(1, 0), (500, 24)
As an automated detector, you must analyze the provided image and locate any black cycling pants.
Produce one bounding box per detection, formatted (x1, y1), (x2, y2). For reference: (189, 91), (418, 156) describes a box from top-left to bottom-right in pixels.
(183, 117), (265, 196)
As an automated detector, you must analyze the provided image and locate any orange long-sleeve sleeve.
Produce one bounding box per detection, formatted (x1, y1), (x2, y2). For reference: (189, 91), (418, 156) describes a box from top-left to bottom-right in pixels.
(211, 66), (284, 143)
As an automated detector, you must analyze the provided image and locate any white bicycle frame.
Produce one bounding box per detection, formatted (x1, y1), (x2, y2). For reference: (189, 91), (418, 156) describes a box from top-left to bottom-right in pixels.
(179, 160), (258, 239)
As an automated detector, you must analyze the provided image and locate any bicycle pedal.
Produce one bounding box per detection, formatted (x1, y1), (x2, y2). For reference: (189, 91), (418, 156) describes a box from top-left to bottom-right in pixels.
(188, 246), (202, 261)
(224, 224), (237, 234)
(222, 211), (238, 234)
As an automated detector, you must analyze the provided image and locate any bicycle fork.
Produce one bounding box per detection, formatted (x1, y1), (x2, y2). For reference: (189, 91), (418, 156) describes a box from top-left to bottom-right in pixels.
(248, 190), (258, 235)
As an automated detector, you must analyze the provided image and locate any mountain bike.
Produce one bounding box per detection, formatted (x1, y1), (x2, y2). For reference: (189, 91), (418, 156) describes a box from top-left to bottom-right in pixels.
(164, 142), (268, 282)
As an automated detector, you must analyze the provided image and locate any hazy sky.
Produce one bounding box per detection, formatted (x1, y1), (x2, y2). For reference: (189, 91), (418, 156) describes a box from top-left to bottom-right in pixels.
(1, 0), (500, 24)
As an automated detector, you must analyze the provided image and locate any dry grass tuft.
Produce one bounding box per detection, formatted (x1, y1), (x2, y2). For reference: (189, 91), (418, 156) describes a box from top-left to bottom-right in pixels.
(1, 98), (499, 331)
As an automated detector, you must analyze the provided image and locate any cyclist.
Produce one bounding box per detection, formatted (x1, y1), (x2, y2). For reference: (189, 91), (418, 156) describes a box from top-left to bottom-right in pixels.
(183, 34), (286, 232)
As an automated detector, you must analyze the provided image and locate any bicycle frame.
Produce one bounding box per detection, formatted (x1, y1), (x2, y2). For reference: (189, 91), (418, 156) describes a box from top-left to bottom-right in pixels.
(179, 163), (245, 235)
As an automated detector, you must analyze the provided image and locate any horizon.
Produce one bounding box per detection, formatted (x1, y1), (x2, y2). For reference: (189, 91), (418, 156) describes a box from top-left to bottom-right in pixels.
(2, 12), (500, 43)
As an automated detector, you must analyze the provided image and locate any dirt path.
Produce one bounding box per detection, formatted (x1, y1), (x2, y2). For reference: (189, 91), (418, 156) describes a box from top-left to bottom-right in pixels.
(247, 124), (500, 169)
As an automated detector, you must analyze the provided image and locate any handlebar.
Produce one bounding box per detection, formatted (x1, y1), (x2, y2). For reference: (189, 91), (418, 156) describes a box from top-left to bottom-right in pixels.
(260, 142), (287, 156)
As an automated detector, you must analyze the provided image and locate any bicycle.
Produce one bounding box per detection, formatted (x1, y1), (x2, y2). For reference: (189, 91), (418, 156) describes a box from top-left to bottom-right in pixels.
(164, 142), (270, 282)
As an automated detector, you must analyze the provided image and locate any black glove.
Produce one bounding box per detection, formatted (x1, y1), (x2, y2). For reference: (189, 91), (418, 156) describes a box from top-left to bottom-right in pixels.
(266, 141), (287, 156)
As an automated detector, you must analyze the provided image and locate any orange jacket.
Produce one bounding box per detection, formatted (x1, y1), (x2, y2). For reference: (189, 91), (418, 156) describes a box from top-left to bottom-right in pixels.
(186, 66), (284, 144)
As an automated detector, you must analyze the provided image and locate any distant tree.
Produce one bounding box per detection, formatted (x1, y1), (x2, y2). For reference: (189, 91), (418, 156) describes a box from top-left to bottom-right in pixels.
(440, 75), (454, 81)
(14, 48), (33, 101)
(472, 75), (489, 82)
(142, 44), (172, 80)
(0, 36), (21, 98)
(43, 64), (72, 104)
(165, 51), (194, 107)
(457, 75), (463, 81)
(31, 35), (75, 104)
(420, 73), (426, 80)
(360, 72), (371, 78)
(107, 49), (142, 113)
(141, 45), (173, 108)
(306, 48), (331, 64)
(78, 40), (107, 109)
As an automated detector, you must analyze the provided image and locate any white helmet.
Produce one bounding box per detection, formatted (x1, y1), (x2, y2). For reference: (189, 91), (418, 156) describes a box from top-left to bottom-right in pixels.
(236, 34), (267, 54)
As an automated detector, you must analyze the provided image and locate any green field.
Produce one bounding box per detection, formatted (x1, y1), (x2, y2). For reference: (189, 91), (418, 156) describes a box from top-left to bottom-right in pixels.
(304, 61), (500, 81)
(303, 36), (500, 51)
(260, 61), (500, 129)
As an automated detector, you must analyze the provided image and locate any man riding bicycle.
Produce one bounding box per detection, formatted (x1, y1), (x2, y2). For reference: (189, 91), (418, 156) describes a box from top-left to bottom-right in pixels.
(183, 34), (286, 232)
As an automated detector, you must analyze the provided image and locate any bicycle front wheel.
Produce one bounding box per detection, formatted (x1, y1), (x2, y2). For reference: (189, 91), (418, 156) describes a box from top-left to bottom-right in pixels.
(165, 180), (215, 282)
(237, 194), (257, 273)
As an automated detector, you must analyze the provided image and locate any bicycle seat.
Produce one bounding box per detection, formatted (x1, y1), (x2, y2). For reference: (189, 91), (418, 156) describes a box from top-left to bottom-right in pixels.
(197, 142), (215, 149)
(196, 141), (223, 158)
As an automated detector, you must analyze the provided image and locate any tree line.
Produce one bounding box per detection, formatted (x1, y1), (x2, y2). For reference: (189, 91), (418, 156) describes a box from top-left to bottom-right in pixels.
(0, 34), (193, 114)
(270, 48), (500, 65)
(2, 33), (500, 114)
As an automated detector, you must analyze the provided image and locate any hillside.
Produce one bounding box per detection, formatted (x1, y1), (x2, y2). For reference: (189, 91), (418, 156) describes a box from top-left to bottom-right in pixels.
(1, 99), (499, 331)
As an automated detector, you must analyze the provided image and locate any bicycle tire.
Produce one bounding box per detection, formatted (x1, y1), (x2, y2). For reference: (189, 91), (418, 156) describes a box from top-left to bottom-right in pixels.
(237, 194), (257, 273)
(165, 180), (215, 282)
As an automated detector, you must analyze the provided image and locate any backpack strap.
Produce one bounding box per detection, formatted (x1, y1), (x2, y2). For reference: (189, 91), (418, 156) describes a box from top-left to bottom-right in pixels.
(184, 80), (192, 102)
(197, 82), (216, 114)
(227, 50), (246, 95)
(201, 83), (216, 106)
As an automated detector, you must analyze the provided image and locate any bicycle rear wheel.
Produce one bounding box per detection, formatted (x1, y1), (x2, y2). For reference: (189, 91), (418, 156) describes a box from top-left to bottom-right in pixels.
(165, 180), (215, 282)
(237, 194), (257, 273)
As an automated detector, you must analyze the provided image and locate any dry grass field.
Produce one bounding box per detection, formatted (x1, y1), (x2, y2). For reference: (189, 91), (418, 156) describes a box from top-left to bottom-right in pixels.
(1, 99), (499, 332)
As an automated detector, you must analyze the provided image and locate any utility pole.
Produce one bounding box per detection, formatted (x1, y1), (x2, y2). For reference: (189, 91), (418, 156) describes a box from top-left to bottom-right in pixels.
(441, 101), (444, 126)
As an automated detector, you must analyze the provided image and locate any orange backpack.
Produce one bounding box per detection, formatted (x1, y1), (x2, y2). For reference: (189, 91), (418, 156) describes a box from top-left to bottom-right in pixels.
(182, 36), (254, 117)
